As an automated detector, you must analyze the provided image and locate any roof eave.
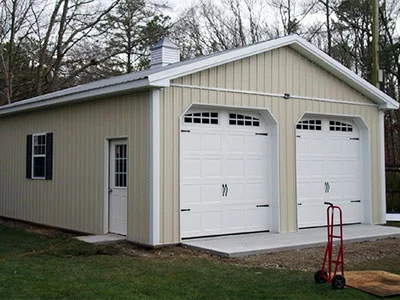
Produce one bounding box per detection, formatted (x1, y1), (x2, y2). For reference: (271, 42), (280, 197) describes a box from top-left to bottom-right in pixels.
(0, 78), (162, 117)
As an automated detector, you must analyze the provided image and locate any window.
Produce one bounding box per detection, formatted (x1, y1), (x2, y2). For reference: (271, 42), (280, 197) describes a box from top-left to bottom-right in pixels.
(26, 133), (53, 180)
(296, 120), (322, 131)
(329, 121), (353, 132)
(184, 112), (218, 124)
(115, 144), (127, 187)
(229, 113), (260, 127)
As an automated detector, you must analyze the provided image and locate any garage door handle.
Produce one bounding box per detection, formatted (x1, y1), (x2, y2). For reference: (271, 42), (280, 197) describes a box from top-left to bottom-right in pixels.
(222, 184), (226, 196)
(181, 208), (191, 212)
(327, 182), (330, 193)
(256, 204), (269, 208)
(351, 200), (361, 203)
(226, 184), (229, 196)
(324, 182), (328, 193)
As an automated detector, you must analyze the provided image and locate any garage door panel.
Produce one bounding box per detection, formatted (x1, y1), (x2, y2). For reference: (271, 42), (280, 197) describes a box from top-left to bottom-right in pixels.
(181, 159), (201, 178)
(226, 134), (245, 154)
(181, 184), (201, 205)
(202, 211), (222, 231)
(300, 137), (325, 155)
(203, 158), (223, 178)
(296, 118), (362, 228)
(246, 182), (268, 202)
(342, 202), (363, 223)
(225, 183), (245, 202)
(326, 159), (343, 177)
(202, 133), (223, 153)
(246, 135), (269, 154)
(181, 212), (202, 237)
(224, 206), (269, 231)
(181, 110), (271, 238)
(298, 205), (327, 227)
(181, 132), (201, 153)
(342, 138), (359, 150)
(202, 184), (223, 204)
(225, 158), (245, 178)
(247, 158), (269, 178)
(297, 159), (325, 178)
(325, 138), (342, 154)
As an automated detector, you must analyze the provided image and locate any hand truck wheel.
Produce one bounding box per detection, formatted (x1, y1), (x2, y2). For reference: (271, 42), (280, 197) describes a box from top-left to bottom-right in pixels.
(314, 270), (328, 284)
(331, 275), (346, 289)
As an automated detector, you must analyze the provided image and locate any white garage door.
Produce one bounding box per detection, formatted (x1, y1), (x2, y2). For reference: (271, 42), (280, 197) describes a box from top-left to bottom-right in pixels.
(296, 118), (363, 228)
(180, 110), (272, 238)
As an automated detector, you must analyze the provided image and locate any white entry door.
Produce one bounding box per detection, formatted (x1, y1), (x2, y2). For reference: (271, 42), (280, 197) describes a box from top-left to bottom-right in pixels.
(296, 119), (363, 228)
(180, 110), (272, 238)
(109, 140), (128, 235)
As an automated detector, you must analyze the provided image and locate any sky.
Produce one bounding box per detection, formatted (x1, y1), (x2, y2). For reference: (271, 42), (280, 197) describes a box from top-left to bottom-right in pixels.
(161, 0), (196, 19)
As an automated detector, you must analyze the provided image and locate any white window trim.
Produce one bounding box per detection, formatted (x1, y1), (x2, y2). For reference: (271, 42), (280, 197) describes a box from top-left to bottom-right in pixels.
(32, 133), (46, 180)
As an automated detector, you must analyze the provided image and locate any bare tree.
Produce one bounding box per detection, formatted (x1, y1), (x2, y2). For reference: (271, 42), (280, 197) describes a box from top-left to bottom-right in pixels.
(171, 0), (272, 58)
(0, 0), (35, 104)
(31, 0), (120, 95)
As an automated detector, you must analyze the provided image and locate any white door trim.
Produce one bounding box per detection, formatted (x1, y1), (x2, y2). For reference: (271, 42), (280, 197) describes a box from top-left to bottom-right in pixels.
(295, 112), (372, 228)
(103, 136), (128, 235)
(178, 104), (280, 239)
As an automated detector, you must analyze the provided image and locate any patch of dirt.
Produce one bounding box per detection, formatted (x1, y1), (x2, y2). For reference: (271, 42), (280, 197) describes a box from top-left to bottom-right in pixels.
(0, 217), (77, 239)
(1, 217), (399, 271)
(225, 237), (400, 272)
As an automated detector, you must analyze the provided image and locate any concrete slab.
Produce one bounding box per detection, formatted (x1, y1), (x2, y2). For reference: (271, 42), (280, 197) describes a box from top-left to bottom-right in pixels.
(75, 234), (126, 245)
(182, 224), (400, 257)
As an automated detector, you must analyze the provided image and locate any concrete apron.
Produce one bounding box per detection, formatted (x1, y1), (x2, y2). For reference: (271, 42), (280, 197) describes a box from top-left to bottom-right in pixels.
(182, 224), (400, 257)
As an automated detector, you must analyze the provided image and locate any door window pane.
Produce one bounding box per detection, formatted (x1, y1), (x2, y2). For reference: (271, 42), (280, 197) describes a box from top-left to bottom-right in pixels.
(115, 144), (127, 187)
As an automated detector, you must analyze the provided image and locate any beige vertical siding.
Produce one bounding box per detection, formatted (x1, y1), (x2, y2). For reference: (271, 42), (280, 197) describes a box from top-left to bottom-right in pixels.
(159, 46), (382, 244)
(0, 92), (151, 244)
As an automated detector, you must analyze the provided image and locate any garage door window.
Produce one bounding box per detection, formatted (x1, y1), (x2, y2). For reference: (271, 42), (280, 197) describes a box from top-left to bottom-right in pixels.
(296, 120), (322, 130)
(329, 121), (353, 132)
(184, 112), (218, 124)
(229, 113), (260, 127)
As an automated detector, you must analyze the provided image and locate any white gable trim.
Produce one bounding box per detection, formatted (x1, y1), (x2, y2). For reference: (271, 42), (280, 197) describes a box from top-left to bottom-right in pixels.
(149, 35), (397, 110)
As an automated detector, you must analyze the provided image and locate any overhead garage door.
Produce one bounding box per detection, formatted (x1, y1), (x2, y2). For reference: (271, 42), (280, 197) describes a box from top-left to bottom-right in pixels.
(296, 118), (363, 228)
(180, 110), (272, 238)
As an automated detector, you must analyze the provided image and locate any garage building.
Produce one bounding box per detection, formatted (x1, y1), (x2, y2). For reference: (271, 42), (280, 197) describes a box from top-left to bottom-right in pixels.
(0, 35), (397, 246)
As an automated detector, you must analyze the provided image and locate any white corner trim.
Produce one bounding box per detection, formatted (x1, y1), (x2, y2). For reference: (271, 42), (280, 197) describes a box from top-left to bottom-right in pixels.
(379, 110), (387, 223)
(170, 83), (378, 108)
(149, 89), (161, 245)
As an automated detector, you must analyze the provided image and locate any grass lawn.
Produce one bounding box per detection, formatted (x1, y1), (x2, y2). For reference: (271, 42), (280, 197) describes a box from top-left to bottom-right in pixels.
(0, 224), (399, 300)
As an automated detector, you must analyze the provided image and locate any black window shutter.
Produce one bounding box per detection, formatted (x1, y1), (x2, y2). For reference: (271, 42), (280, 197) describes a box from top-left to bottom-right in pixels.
(45, 132), (53, 180)
(26, 135), (32, 179)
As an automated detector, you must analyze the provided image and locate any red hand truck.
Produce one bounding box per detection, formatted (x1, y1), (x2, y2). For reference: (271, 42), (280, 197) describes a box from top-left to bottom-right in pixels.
(314, 202), (346, 289)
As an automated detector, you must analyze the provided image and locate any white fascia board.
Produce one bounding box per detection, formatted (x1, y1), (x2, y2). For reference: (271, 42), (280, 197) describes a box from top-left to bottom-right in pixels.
(290, 40), (399, 110)
(148, 35), (297, 85)
(0, 78), (154, 116)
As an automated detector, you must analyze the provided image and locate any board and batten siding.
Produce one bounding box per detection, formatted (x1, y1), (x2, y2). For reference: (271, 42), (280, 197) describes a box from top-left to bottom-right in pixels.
(159, 46), (382, 244)
(0, 92), (151, 244)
